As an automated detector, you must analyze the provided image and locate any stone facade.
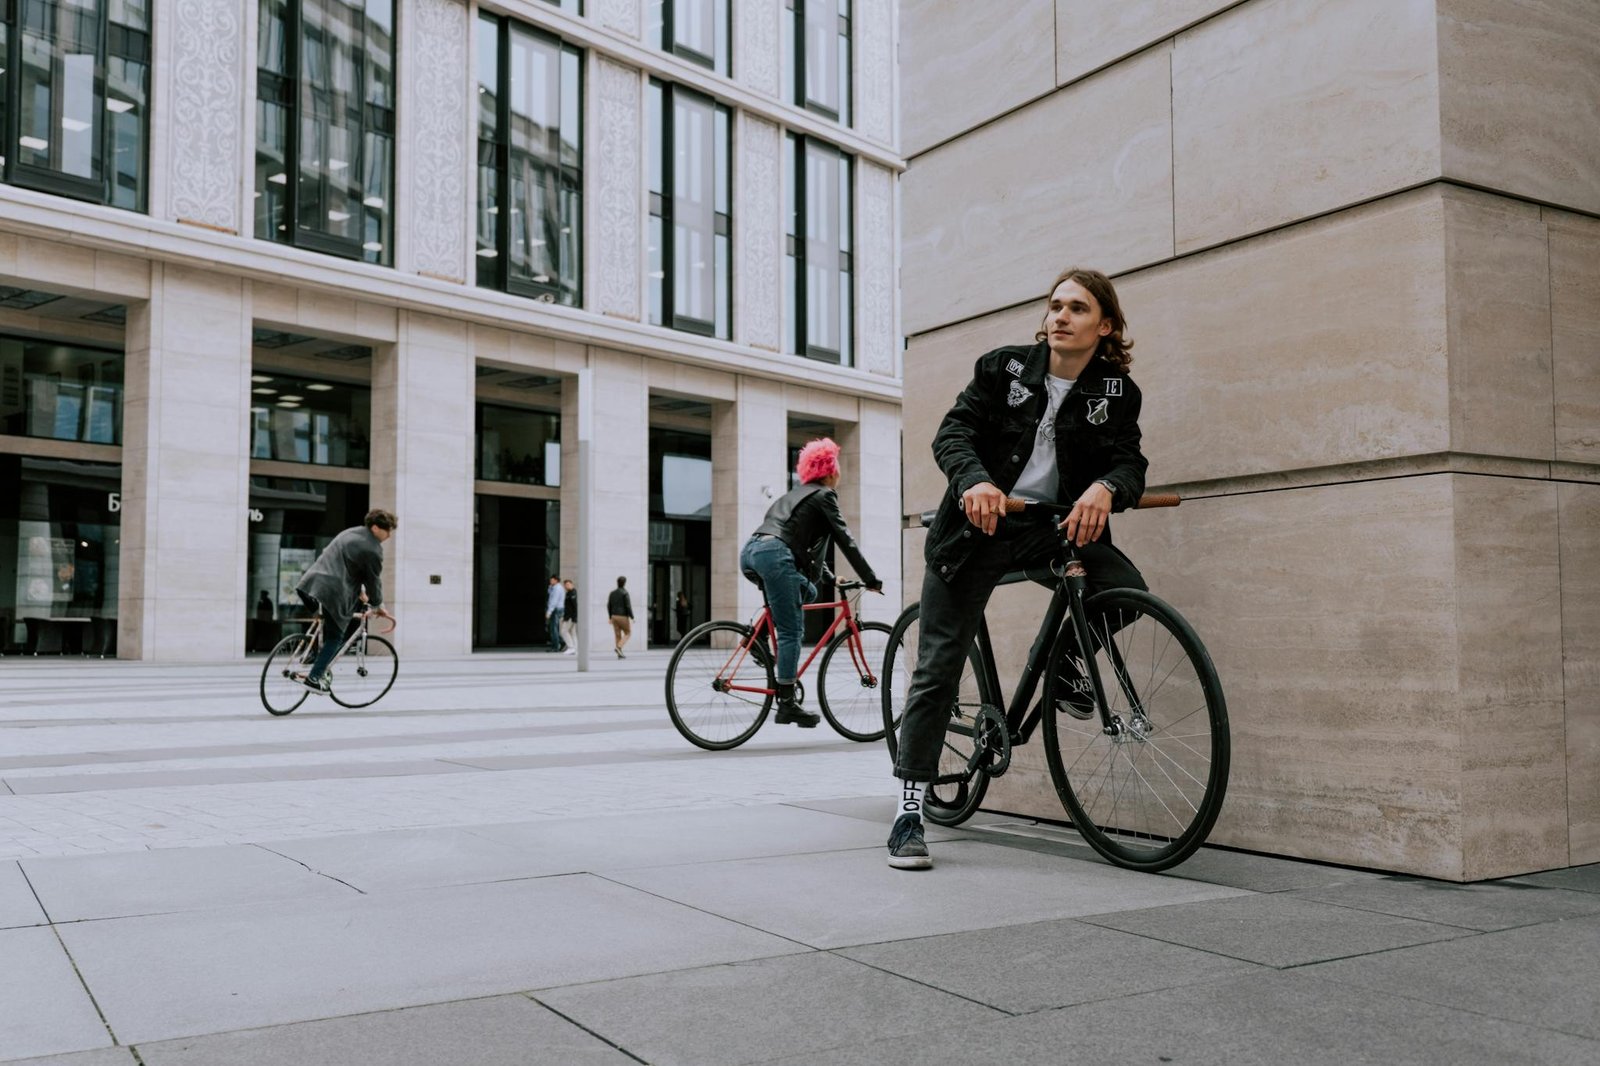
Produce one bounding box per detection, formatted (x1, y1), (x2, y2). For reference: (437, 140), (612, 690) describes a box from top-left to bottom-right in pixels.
(900, 0), (1599, 880)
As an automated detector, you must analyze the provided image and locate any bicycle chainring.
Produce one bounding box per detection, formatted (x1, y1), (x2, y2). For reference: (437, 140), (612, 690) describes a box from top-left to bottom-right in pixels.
(973, 705), (1011, 777)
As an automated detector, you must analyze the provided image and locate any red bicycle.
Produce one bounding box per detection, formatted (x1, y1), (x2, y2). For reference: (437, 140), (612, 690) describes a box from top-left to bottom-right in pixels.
(665, 578), (892, 749)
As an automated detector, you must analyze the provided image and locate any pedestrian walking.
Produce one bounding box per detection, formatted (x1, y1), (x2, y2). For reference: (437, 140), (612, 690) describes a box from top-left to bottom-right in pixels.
(674, 590), (690, 639)
(545, 575), (567, 652)
(561, 579), (578, 655)
(607, 576), (634, 659)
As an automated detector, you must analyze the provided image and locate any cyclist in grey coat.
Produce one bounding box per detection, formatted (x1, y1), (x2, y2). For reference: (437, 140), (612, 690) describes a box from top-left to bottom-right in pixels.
(294, 508), (396, 693)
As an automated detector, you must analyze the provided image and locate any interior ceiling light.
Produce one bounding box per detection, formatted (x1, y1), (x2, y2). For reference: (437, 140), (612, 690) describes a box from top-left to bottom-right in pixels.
(278, 394), (304, 402)
(19, 136), (48, 150)
(60, 117), (90, 132)
(305, 383), (334, 391)
(251, 375), (273, 383)
(327, 210), (350, 222)
(252, 387), (278, 395)
(268, 172), (287, 185)
(363, 196), (384, 208)
(363, 242), (383, 252)
(105, 98), (135, 113)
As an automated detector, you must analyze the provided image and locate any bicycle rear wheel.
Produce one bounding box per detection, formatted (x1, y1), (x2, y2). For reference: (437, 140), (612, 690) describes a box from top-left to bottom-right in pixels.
(666, 620), (774, 750)
(260, 633), (314, 716)
(1042, 588), (1229, 871)
(818, 620), (894, 742)
(880, 602), (992, 827)
(329, 634), (398, 708)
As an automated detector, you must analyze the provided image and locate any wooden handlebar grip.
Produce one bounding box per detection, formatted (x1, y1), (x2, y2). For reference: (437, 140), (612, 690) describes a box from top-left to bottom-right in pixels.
(1136, 493), (1182, 508)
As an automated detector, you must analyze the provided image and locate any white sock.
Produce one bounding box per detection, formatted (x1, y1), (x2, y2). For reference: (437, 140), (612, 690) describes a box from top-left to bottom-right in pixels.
(896, 778), (925, 822)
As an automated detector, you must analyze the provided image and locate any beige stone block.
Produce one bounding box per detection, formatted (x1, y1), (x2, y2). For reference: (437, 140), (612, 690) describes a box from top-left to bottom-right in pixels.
(16, 236), (98, 291)
(297, 292), (361, 337)
(150, 350), (248, 405)
(901, 45), (1173, 335)
(1550, 211), (1600, 466)
(154, 548), (244, 600)
(1171, 0), (1440, 252)
(1562, 482), (1600, 864)
(1439, 0), (1600, 216)
(1443, 190), (1553, 461)
(784, 385), (858, 423)
(146, 594), (248, 661)
(249, 282), (298, 325)
(93, 251), (150, 298)
(901, 0), (1055, 155)
(1456, 476), (1567, 879)
(355, 300), (400, 342)
(1055, 0), (1238, 85)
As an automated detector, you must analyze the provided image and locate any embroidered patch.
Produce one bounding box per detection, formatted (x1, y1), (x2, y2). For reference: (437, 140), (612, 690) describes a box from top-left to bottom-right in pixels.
(1104, 378), (1122, 397)
(1085, 398), (1110, 425)
(1007, 380), (1034, 407)
(1005, 358), (1025, 377)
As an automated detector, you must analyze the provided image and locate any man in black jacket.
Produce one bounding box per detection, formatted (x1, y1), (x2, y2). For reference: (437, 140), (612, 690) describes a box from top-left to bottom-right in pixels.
(607, 576), (634, 659)
(888, 268), (1149, 870)
(294, 508), (397, 694)
(742, 438), (882, 727)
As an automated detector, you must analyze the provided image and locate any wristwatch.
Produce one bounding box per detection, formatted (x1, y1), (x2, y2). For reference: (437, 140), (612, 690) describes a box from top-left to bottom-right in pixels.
(1095, 480), (1117, 499)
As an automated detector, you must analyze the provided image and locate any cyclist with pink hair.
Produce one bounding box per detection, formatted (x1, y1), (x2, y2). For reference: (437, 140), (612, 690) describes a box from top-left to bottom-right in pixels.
(741, 438), (882, 727)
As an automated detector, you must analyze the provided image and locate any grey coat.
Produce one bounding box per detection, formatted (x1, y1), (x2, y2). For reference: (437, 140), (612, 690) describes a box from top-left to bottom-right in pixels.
(296, 526), (385, 625)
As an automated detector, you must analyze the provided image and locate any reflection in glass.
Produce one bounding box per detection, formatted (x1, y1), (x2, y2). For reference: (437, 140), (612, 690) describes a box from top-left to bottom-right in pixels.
(477, 404), (560, 487)
(245, 476), (368, 651)
(782, 0), (850, 126)
(248, 371), (370, 468)
(785, 134), (852, 365)
(0, 336), (123, 444)
(647, 81), (730, 338)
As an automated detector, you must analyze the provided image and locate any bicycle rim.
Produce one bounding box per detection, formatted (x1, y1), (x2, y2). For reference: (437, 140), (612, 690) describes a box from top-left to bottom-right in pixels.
(329, 635), (399, 708)
(260, 634), (313, 715)
(1043, 589), (1229, 871)
(666, 621), (773, 750)
(880, 603), (990, 827)
(819, 621), (894, 742)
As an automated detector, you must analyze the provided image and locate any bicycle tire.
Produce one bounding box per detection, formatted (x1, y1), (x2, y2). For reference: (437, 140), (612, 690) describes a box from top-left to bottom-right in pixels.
(666, 620), (774, 750)
(818, 620), (894, 742)
(1042, 588), (1229, 871)
(260, 633), (314, 716)
(880, 602), (993, 827)
(329, 634), (399, 708)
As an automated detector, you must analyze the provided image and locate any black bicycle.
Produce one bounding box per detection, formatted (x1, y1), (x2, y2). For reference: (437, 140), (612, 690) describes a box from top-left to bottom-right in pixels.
(881, 494), (1228, 871)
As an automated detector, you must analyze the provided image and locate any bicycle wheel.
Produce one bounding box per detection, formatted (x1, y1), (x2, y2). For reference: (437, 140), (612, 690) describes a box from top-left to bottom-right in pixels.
(1042, 588), (1229, 871)
(880, 602), (992, 827)
(260, 633), (314, 716)
(666, 620), (774, 750)
(329, 634), (398, 708)
(818, 620), (894, 742)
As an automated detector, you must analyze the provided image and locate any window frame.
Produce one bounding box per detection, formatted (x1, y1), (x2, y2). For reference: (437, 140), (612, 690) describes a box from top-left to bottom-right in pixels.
(782, 0), (850, 126)
(785, 133), (852, 366)
(648, 79), (730, 340)
(652, 0), (729, 75)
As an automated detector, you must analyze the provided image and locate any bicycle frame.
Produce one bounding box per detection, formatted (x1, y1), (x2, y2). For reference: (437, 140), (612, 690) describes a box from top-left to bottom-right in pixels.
(712, 591), (872, 698)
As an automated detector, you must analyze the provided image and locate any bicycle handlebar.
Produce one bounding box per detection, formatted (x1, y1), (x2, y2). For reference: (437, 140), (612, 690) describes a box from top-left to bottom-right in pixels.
(1003, 493), (1181, 516)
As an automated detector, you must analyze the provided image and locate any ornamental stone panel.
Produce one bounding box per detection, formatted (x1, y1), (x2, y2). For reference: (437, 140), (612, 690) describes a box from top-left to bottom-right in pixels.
(404, 0), (471, 281)
(594, 58), (643, 319)
(166, 0), (246, 231)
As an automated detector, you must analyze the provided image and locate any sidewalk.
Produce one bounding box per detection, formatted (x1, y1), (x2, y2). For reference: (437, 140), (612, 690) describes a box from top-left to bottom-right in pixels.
(1, 659), (1597, 1064)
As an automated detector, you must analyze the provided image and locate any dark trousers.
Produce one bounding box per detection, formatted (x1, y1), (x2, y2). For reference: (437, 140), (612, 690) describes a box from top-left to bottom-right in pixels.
(548, 612), (565, 651)
(740, 535), (817, 683)
(298, 590), (359, 683)
(893, 521), (1146, 781)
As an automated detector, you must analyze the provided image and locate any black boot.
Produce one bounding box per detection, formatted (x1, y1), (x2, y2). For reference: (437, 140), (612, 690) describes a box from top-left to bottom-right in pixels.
(773, 681), (819, 727)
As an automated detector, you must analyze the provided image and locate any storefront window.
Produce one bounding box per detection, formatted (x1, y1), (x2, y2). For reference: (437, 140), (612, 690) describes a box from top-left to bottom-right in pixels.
(648, 428), (709, 646)
(0, 336), (123, 444)
(477, 403), (560, 486)
(473, 494), (558, 648)
(0, 455), (120, 654)
(245, 476), (367, 651)
(249, 370), (369, 467)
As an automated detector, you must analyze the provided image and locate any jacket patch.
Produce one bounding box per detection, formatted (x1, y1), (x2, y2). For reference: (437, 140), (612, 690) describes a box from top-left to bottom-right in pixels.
(1085, 398), (1110, 425)
(1005, 358), (1025, 377)
(1104, 378), (1122, 397)
(1007, 380), (1034, 407)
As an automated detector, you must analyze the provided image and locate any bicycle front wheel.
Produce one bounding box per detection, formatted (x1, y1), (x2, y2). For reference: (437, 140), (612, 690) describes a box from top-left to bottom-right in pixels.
(880, 602), (992, 827)
(666, 620), (773, 750)
(818, 620), (894, 742)
(260, 633), (314, 716)
(329, 634), (398, 708)
(1042, 588), (1229, 871)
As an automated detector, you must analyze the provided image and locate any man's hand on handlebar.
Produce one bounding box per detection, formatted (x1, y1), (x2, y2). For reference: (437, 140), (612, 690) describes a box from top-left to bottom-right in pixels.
(1063, 482), (1112, 547)
(961, 481), (1007, 536)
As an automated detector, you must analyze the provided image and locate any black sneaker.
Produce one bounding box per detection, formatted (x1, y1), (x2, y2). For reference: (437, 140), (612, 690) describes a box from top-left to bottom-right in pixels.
(887, 814), (932, 870)
(773, 699), (820, 727)
(296, 673), (331, 695)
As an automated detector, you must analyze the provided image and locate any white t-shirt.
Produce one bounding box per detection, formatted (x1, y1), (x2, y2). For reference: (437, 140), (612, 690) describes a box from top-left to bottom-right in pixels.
(1010, 374), (1074, 503)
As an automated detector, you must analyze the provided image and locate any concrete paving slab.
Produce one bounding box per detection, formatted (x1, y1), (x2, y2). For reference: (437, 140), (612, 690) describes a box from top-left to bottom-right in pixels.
(604, 839), (1249, 950)
(1160, 847), (1386, 894)
(0, 928), (112, 1062)
(467, 802), (966, 873)
(1078, 892), (1471, 967)
(783, 795), (1013, 827)
(0, 1049), (137, 1066)
(56, 873), (804, 1045)
(1507, 863), (1600, 894)
(134, 995), (634, 1066)
(0, 862), (45, 929)
(1291, 875), (1600, 931)
(21, 845), (358, 923)
(761, 969), (1600, 1066)
(837, 916), (1260, 1013)
(253, 828), (569, 893)
(1306, 914), (1600, 1040)
(539, 951), (1002, 1066)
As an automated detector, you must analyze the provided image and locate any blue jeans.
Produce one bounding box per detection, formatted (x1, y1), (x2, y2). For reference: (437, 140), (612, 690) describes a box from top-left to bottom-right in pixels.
(548, 612), (565, 651)
(298, 590), (357, 683)
(740, 535), (816, 683)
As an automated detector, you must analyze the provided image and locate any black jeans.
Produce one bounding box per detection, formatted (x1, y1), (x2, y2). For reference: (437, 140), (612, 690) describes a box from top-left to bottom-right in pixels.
(893, 520), (1146, 781)
(297, 590), (360, 683)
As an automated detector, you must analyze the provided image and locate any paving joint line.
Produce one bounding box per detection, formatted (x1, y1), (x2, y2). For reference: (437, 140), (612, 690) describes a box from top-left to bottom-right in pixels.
(250, 843), (369, 895)
(524, 994), (650, 1064)
(21, 863), (126, 1051)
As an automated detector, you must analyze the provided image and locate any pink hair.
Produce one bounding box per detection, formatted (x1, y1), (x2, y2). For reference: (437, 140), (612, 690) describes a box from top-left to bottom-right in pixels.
(796, 438), (841, 484)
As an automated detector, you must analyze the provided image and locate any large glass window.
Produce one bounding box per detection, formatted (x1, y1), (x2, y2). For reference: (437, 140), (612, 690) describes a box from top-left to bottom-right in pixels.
(474, 494), (558, 648)
(476, 14), (582, 306)
(0, 336), (122, 444)
(645, 0), (728, 75)
(785, 134), (851, 365)
(781, 0), (849, 125)
(249, 370), (369, 468)
(0, 0), (149, 210)
(647, 81), (730, 338)
(246, 476), (367, 651)
(477, 403), (560, 486)
(256, 0), (395, 265)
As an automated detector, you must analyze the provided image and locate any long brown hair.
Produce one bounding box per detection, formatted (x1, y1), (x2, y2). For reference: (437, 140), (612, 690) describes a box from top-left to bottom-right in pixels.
(1034, 267), (1134, 371)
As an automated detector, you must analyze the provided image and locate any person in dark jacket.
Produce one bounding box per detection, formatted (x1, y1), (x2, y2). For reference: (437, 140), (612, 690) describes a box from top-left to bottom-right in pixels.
(887, 267), (1150, 871)
(741, 438), (882, 727)
(294, 508), (396, 694)
(607, 576), (634, 658)
(561, 579), (578, 655)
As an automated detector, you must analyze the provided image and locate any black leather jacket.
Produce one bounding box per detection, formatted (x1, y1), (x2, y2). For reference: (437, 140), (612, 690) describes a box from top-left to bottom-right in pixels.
(924, 340), (1148, 583)
(752, 483), (880, 587)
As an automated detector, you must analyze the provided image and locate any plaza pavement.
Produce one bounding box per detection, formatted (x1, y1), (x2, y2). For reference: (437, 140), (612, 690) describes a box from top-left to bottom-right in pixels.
(0, 652), (1596, 1065)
